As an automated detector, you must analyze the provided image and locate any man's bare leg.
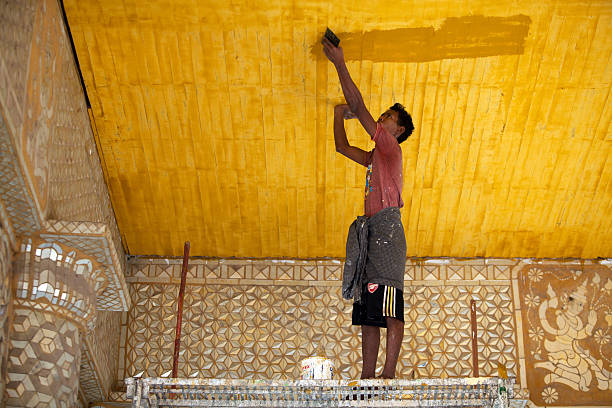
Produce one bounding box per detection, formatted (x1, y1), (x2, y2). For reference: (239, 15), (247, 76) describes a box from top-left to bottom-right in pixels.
(361, 325), (380, 379)
(380, 317), (404, 379)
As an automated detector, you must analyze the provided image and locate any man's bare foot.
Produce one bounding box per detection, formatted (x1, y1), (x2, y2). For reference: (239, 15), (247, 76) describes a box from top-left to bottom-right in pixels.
(376, 374), (394, 379)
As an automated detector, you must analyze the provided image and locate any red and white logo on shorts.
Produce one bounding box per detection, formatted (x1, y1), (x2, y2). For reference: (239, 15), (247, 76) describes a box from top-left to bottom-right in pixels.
(367, 283), (379, 293)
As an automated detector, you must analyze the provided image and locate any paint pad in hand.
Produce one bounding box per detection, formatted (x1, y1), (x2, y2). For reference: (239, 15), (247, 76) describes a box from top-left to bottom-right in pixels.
(324, 28), (340, 47)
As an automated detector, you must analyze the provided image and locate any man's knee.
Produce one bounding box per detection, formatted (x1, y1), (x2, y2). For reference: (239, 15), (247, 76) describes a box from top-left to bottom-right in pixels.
(386, 316), (404, 329)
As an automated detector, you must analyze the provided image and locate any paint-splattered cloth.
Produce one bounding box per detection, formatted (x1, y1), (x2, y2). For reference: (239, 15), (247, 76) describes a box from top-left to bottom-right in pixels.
(342, 207), (406, 303)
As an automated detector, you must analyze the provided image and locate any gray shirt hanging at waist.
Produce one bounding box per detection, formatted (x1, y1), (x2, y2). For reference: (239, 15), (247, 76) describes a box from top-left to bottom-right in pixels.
(342, 207), (407, 303)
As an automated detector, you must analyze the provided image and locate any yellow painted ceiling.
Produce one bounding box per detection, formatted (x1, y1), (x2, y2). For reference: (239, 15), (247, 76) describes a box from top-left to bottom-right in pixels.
(64, 0), (612, 258)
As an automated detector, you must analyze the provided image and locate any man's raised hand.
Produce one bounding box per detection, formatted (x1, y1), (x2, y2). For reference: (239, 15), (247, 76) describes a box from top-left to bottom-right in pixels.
(322, 36), (345, 66)
(334, 104), (356, 120)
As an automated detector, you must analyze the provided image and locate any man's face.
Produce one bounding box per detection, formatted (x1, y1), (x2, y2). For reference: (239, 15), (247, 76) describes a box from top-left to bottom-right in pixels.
(378, 110), (404, 139)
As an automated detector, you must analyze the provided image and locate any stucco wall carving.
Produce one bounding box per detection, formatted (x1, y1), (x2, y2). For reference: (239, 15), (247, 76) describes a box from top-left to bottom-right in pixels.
(518, 263), (612, 405)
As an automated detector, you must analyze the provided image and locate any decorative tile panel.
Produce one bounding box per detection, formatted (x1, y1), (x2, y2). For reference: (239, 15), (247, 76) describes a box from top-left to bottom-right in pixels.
(0, 116), (42, 236)
(5, 308), (81, 407)
(0, 0), (36, 137)
(120, 258), (521, 390)
(14, 237), (105, 331)
(40, 220), (130, 311)
(0, 218), (12, 404)
(0, 0), (129, 315)
(79, 341), (104, 402)
(518, 263), (612, 406)
(80, 309), (121, 401)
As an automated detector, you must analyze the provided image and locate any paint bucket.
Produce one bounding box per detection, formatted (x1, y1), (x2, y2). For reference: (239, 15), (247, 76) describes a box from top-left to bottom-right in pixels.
(300, 356), (334, 379)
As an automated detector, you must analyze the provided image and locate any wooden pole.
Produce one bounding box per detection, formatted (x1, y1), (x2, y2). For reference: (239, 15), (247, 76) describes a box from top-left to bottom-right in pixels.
(470, 298), (479, 377)
(172, 241), (190, 378)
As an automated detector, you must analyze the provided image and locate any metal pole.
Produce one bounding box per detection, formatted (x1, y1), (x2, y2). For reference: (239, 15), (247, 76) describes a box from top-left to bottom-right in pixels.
(172, 241), (190, 378)
(470, 298), (479, 377)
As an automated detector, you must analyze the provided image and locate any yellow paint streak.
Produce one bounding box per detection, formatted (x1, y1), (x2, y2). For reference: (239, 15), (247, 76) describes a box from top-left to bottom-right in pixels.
(316, 15), (531, 63)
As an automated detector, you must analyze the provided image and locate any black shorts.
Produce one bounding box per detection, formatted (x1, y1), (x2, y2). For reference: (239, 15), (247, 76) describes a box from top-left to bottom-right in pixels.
(352, 283), (404, 327)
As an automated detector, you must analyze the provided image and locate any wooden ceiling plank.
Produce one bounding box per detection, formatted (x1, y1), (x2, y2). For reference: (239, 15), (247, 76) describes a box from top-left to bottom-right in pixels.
(415, 60), (443, 254)
(583, 15), (611, 87)
(426, 88), (447, 254)
(543, 17), (603, 257)
(432, 59), (458, 255)
(520, 18), (568, 256)
(456, 57), (490, 257)
(474, 83), (501, 256)
(402, 62), (420, 255)
(82, 27), (110, 92)
(485, 54), (522, 257)
(287, 185), (299, 257)
(406, 62), (427, 254)
(580, 172), (611, 258)
(447, 58), (473, 256)
(502, 5), (555, 194)
(449, 58), (479, 256)
(279, 125), (292, 256)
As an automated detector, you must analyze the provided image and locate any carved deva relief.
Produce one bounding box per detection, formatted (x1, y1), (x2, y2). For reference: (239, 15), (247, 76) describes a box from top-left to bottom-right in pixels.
(519, 264), (612, 405)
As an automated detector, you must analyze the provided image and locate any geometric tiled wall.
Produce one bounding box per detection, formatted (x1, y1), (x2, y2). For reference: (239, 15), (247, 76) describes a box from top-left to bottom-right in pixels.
(5, 308), (81, 407)
(120, 258), (523, 389)
(115, 257), (612, 407)
(0, 0), (129, 404)
(0, 1), (36, 142)
(81, 310), (121, 401)
(0, 218), (12, 405)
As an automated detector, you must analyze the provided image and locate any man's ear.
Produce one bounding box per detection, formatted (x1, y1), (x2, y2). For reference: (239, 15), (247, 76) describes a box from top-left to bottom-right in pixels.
(396, 126), (405, 138)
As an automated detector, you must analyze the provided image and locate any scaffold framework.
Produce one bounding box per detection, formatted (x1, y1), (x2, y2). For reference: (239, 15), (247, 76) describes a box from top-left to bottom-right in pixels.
(126, 377), (525, 407)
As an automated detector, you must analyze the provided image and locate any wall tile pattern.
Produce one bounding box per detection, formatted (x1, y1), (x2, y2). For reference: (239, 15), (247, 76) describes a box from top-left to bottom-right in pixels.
(41, 220), (130, 311)
(518, 263), (612, 406)
(81, 310), (121, 401)
(0, 195), (16, 249)
(120, 259), (520, 386)
(5, 308), (81, 407)
(0, 217), (12, 405)
(13, 238), (105, 331)
(0, 115), (42, 236)
(0, 0), (36, 137)
(0, 0), (128, 405)
(40, 0), (126, 270)
(79, 339), (104, 402)
(0, 0), (129, 312)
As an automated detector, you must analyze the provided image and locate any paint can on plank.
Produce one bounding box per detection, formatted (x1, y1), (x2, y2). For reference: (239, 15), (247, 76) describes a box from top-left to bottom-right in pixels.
(300, 356), (335, 379)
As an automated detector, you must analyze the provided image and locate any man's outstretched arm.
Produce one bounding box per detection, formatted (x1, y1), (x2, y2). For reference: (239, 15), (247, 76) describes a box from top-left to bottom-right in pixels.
(323, 37), (377, 138)
(334, 104), (368, 166)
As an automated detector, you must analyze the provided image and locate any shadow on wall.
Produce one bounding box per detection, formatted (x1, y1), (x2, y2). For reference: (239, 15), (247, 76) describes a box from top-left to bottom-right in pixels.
(312, 15), (531, 62)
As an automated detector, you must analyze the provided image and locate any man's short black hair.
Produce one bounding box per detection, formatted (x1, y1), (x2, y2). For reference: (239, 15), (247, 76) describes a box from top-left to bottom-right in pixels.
(390, 103), (414, 144)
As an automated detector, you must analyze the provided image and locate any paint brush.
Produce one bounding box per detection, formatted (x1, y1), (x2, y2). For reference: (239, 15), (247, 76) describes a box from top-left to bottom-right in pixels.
(324, 27), (340, 47)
